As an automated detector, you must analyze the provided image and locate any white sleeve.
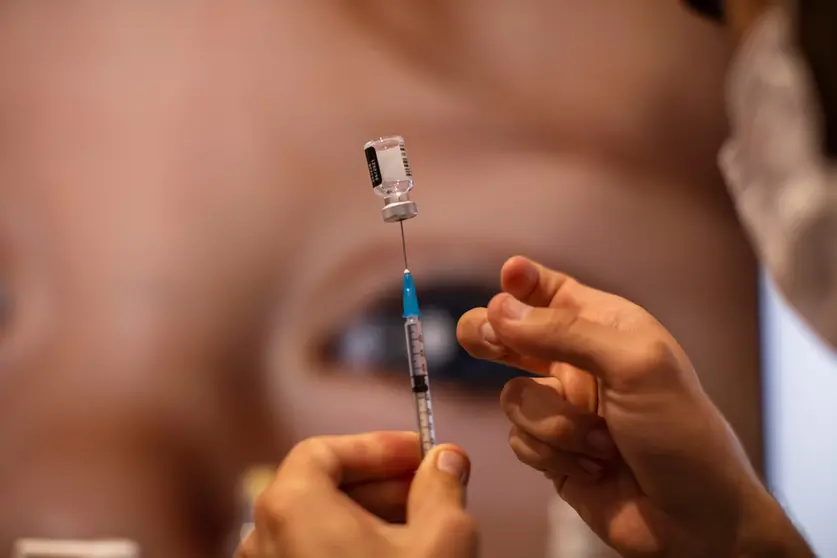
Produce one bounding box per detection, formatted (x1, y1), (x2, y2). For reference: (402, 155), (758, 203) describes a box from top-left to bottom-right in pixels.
(719, 7), (837, 348)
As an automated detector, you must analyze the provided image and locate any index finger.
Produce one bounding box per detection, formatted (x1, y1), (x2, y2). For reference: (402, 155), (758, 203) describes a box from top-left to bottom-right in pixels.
(456, 256), (605, 375)
(278, 431), (423, 489)
(256, 433), (423, 542)
(457, 307), (552, 376)
(500, 256), (590, 309)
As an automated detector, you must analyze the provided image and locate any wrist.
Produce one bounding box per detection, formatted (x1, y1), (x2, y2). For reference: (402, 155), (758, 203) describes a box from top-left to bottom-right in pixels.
(734, 484), (814, 558)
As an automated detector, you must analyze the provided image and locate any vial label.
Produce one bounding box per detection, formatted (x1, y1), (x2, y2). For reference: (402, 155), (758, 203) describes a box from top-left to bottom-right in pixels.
(365, 146), (382, 187)
(377, 143), (412, 183)
(399, 140), (413, 177)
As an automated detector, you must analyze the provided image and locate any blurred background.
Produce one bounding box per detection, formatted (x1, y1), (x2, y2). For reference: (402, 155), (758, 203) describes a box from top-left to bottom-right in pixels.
(762, 279), (837, 558)
(0, 1), (832, 557)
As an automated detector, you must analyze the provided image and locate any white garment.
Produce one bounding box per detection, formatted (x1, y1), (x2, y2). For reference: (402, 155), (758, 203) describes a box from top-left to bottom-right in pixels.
(720, 6), (837, 348)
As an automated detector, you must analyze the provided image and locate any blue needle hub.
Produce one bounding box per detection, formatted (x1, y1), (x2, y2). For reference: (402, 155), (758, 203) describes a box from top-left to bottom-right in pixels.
(402, 270), (422, 318)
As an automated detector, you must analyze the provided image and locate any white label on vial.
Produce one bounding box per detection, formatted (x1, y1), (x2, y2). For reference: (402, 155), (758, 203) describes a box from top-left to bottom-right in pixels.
(377, 145), (411, 183)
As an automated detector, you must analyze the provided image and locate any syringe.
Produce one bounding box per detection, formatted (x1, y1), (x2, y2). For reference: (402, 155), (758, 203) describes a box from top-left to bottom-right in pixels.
(364, 135), (437, 458)
(402, 269), (437, 457)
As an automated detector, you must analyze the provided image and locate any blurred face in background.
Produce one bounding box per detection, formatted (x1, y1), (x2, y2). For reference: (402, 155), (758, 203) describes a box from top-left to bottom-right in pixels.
(0, 2), (759, 558)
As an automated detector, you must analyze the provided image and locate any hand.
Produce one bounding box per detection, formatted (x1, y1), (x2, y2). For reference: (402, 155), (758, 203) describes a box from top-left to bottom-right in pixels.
(235, 431), (478, 558)
(458, 256), (811, 558)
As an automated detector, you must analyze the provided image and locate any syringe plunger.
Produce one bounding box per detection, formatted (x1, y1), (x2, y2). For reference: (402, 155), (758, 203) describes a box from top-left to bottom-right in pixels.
(364, 135), (418, 222)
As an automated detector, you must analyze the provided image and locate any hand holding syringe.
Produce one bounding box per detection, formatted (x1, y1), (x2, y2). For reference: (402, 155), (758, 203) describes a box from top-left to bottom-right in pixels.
(364, 135), (437, 458)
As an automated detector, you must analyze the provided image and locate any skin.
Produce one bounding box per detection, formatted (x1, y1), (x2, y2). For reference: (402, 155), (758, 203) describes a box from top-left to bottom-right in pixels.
(0, 2), (760, 557)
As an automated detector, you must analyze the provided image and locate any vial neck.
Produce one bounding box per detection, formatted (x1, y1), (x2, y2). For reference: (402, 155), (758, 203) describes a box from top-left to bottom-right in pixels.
(383, 192), (411, 205)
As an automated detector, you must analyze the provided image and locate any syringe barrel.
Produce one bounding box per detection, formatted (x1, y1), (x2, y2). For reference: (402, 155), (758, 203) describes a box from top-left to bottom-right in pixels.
(404, 316), (427, 384)
(413, 390), (435, 457)
(404, 316), (436, 457)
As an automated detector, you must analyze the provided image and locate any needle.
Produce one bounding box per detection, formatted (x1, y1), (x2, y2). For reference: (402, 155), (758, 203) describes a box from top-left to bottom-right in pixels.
(399, 220), (409, 270)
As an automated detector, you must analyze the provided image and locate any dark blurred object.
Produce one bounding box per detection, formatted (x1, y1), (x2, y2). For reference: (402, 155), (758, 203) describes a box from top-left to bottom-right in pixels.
(797, 0), (837, 157)
(683, 0), (724, 22)
(324, 284), (535, 392)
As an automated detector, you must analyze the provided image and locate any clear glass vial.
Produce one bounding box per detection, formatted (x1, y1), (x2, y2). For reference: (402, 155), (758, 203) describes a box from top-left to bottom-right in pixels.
(364, 135), (418, 222)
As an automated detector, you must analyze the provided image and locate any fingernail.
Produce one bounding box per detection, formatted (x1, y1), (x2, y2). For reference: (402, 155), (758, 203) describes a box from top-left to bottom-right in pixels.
(481, 322), (499, 345)
(501, 297), (532, 320)
(437, 450), (469, 484)
(586, 429), (615, 456)
(577, 457), (603, 476)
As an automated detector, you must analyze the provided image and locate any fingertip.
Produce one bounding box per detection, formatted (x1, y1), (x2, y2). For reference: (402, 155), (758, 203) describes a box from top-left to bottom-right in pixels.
(426, 443), (470, 485)
(499, 375), (530, 409)
(425, 442), (466, 460)
(456, 308), (486, 343)
(480, 321), (499, 344)
(459, 302), (556, 377)
(486, 294), (516, 341)
(457, 307), (506, 359)
(409, 444), (470, 520)
(502, 255), (533, 272)
(501, 256), (539, 296)
(503, 375), (569, 413)
(486, 292), (511, 323)
(487, 293), (533, 331)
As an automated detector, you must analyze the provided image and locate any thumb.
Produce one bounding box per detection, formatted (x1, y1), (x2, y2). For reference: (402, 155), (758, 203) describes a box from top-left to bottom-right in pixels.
(407, 444), (469, 524)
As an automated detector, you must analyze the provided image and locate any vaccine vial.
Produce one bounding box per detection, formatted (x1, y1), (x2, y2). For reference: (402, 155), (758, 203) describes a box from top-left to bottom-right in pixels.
(364, 135), (418, 222)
